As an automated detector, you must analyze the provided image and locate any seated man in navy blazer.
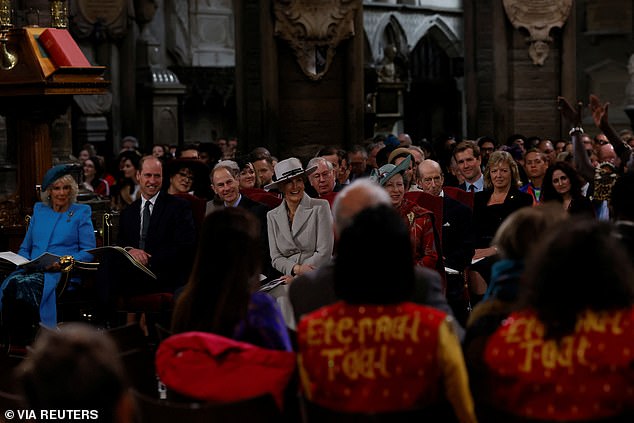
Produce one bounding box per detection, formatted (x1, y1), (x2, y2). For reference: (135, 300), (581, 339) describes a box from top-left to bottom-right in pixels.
(207, 161), (278, 279)
(96, 156), (196, 317)
(418, 159), (475, 325)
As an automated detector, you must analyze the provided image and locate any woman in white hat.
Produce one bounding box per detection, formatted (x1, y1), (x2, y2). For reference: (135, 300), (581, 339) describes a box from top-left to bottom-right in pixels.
(266, 158), (334, 281)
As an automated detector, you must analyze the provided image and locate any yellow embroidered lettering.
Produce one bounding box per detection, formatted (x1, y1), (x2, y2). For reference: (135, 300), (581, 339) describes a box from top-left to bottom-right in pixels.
(342, 349), (359, 380)
(358, 348), (377, 379)
(392, 316), (408, 341)
(541, 340), (557, 369)
(377, 344), (390, 377)
(321, 348), (344, 381)
(505, 318), (523, 343)
(577, 335), (590, 365)
(358, 317), (374, 343)
(409, 314), (421, 343)
(336, 317), (354, 344)
(606, 311), (624, 335)
(374, 316), (392, 342)
(323, 318), (336, 345)
(557, 337), (574, 368)
(519, 339), (540, 372)
(306, 319), (323, 346)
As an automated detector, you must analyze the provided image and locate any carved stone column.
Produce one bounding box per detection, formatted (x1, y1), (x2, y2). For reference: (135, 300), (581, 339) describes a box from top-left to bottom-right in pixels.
(137, 68), (185, 147)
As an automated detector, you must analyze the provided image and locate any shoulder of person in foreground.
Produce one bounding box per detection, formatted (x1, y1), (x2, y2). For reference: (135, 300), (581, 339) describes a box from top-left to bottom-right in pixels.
(412, 266), (465, 341)
(289, 263), (336, 323)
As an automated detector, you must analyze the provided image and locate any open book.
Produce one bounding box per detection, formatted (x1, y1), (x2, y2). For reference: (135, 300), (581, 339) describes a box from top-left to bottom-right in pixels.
(87, 246), (157, 280)
(0, 251), (99, 273)
(259, 277), (287, 293)
(0, 251), (61, 273)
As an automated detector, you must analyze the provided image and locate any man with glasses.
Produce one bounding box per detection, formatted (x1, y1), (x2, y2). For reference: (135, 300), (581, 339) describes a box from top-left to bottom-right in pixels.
(306, 157), (342, 199)
(418, 159), (475, 325)
(348, 145), (371, 181)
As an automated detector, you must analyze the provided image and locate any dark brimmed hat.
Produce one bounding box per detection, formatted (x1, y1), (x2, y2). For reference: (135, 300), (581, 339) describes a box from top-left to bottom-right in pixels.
(264, 157), (317, 190)
(41, 164), (74, 191)
(165, 158), (209, 180)
(370, 155), (411, 186)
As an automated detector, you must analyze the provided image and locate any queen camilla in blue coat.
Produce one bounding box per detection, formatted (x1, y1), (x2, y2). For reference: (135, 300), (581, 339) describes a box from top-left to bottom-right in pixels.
(0, 165), (96, 327)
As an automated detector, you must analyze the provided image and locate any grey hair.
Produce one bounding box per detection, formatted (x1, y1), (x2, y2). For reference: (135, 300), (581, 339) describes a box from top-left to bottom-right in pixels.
(307, 157), (333, 171)
(41, 174), (79, 205)
(211, 160), (240, 181)
(332, 178), (391, 235)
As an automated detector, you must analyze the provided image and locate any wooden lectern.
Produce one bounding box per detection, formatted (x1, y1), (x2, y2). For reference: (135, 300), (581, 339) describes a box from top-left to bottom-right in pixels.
(0, 27), (108, 215)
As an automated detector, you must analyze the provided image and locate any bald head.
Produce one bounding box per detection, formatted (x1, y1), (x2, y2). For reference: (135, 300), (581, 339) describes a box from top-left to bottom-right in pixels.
(332, 179), (390, 236)
(599, 143), (618, 166)
(418, 159), (444, 196)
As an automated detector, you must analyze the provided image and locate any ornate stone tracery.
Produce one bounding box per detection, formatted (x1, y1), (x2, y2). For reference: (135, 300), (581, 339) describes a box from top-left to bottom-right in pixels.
(273, 0), (360, 80)
(503, 0), (572, 66)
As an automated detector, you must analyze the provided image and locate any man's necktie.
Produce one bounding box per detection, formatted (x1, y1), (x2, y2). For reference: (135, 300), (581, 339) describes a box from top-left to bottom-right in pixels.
(469, 184), (476, 192)
(140, 201), (151, 250)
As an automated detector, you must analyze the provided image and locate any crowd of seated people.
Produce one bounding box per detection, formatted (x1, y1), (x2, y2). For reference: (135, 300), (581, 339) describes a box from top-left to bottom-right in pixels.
(3, 95), (634, 421)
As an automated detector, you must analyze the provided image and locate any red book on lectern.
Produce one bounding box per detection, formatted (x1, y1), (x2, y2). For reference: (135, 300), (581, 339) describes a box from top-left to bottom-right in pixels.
(39, 28), (91, 67)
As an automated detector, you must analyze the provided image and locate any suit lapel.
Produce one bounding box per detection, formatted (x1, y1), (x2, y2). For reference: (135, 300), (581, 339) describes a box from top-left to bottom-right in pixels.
(149, 192), (167, 231)
(292, 194), (314, 235)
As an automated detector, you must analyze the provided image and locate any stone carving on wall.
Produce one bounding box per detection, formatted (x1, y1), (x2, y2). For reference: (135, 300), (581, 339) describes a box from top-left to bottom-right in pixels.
(166, 0), (191, 66)
(377, 44), (399, 82)
(73, 0), (131, 40)
(273, 0), (360, 80)
(503, 0), (572, 66)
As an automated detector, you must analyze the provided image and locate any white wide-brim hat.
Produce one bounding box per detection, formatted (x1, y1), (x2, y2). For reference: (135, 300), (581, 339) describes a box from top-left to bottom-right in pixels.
(264, 157), (317, 190)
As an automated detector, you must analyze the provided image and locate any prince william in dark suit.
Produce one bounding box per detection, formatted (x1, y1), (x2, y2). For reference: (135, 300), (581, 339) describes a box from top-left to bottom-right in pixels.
(96, 157), (196, 316)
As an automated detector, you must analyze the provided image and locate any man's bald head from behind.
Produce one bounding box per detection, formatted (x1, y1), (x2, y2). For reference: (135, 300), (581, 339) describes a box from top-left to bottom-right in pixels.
(332, 179), (391, 237)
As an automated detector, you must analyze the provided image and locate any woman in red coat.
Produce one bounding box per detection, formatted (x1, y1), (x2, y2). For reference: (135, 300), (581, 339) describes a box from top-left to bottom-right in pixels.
(372, 155), (441, 271)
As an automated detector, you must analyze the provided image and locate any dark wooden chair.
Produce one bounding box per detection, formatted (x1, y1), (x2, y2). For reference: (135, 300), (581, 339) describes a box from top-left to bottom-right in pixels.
(241, 188), (283, 208)
(172, 193), (206, 230)
(132, 390), (281, 423)
(320, 191), (339, 207)
(403, 191), (444, 243)
(99, 215), (175, 339)
(443, 186), (474, 209)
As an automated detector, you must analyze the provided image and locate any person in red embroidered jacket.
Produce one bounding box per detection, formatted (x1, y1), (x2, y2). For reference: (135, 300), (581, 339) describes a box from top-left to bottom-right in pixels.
(477, 220), (634, 422)
(371, 155), (441, 272)
(297, 206), (476, 423)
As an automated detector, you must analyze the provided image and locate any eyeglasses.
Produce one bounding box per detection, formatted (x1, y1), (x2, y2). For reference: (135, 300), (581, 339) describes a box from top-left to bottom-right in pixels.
(311, 171), (332, 180)
(177, 172), (194, 181)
